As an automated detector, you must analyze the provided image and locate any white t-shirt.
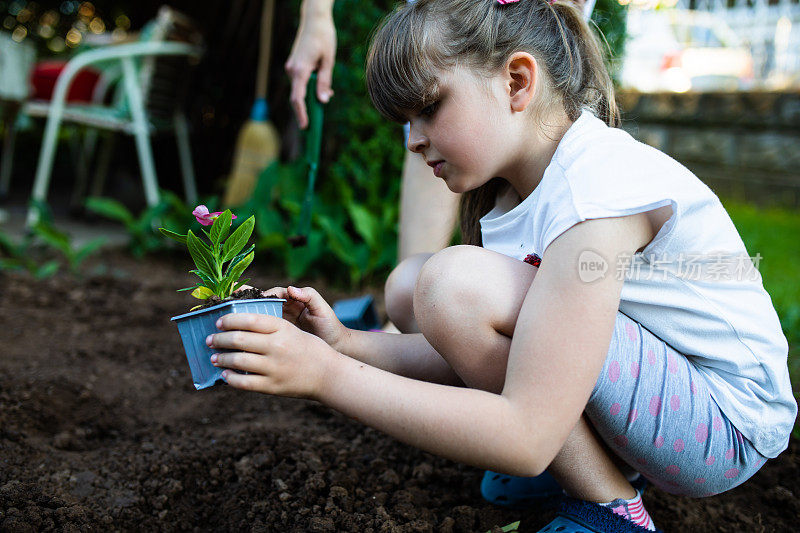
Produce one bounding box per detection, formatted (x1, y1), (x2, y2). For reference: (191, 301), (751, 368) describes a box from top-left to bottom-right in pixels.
(479, 110), (796, 458)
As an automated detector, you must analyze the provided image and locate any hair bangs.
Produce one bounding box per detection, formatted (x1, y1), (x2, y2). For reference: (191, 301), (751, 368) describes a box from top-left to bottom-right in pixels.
(366, 4), (444, 123)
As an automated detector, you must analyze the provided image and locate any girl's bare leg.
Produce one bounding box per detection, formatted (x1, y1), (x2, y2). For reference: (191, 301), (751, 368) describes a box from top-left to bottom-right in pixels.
(413, 245), (636, 502)
(384, 253), (433, 333)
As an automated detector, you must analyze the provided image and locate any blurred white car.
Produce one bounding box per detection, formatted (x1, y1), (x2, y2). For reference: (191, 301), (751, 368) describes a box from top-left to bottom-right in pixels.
(620, 9), (754, 92)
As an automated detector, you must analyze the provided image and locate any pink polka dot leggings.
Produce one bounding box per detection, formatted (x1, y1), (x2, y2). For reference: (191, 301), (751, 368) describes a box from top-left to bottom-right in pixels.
(585, 312), (767, 497)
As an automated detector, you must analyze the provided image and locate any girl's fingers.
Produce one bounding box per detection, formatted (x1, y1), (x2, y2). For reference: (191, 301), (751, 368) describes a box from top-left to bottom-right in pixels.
(283, 299), (306, 314)
(211, 351), (270, 374)
(221, 371), (271, 392)
(207, 330), (272, 354)
(216, 313), (283, 335)
(261, 287), (308, 322)
(287, 286), (331, 316)
(263, 286), (289, 298)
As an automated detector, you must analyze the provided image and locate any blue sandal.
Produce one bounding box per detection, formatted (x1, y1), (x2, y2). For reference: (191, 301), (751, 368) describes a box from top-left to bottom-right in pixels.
(481, 471), (649, 509)
(536, 497), (662, 533)
(480, 470), (562, 508)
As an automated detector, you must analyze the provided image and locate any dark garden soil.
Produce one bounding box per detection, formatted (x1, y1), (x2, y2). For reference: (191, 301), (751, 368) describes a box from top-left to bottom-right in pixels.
(1, 251), (798, 532)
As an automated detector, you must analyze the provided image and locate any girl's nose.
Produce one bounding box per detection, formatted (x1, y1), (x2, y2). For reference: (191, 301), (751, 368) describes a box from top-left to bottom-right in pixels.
(407, 126), (429, 153)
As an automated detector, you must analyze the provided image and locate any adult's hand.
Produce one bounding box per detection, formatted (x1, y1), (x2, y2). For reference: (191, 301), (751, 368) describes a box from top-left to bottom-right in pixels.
(285, 0), (336, 129)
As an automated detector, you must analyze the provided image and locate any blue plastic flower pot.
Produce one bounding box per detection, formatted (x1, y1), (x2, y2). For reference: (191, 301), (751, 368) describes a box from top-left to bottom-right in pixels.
(171, 298), (285, 390)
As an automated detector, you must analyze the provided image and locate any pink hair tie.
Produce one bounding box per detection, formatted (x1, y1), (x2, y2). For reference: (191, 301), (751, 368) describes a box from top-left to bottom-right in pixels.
(497, 0), (557, 4)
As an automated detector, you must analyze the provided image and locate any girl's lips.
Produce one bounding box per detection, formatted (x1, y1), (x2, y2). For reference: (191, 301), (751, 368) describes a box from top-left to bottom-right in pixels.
(431, 161), (444, 177)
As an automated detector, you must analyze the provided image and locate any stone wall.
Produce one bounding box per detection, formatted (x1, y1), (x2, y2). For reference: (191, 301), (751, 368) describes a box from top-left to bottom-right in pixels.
(617, 90), (800, 207)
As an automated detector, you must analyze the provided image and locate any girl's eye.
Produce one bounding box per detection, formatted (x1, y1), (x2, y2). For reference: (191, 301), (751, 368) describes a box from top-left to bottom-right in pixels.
(420, 101), (439, 117)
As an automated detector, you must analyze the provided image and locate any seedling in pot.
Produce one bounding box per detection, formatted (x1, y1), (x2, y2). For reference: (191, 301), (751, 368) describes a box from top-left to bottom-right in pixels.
(161, 205), (285, 390)
(160, 205), (256, 310)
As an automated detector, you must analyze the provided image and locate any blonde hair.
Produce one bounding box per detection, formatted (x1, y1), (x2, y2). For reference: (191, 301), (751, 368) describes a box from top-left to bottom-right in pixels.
(366, 0), (619, 246)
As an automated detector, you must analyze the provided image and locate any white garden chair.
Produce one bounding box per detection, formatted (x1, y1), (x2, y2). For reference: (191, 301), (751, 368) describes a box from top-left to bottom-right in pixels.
(1, 7), (203, 226)
(0, 31), (35, 224)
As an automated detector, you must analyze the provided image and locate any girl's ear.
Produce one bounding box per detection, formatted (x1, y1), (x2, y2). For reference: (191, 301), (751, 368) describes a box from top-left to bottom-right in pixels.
(506, 52), (537, 113)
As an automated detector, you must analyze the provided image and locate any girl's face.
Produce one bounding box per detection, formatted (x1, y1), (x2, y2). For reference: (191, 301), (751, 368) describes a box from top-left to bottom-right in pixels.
(405, 66), (518, 194)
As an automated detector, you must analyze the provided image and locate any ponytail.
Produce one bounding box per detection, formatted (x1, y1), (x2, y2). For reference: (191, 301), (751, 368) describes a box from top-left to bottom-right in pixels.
(548, 0), (619, 127)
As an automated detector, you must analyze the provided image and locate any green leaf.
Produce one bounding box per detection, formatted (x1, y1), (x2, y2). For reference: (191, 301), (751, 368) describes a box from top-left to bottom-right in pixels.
(232, 278), (250, 293)
(72, 237), (107, 270)
(225, 244), (255, 274)
(187, 230), (218, 280)
(34, 260), (60, 279)
(84, 197), (136, 227)
(159, 228), (187, 244)
(256, 207), (286, 236)
(190, 269), (217, 290)
(316, 215), (360, 268)
(191, 286), (215, 300)
(221, 278), (235, 299)
(485, 521), (520, 533)
(287, 232), (324, 278)
(221, 215), (255, 262)
(210, 210), (233, 247)
(257, 233), (286, 249)
(29, 198), (54, 225)
(0, 231), (20, 256)
(347, 203), (380, 248)
(224, 251), (254, 289)
(31, 221), (72, 257)
(133, 202), (170, 234)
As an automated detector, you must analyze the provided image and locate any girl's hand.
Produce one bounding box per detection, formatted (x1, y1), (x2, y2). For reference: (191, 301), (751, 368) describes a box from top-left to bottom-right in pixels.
(262, 286), (348, 352)
(207, 313), (338, 400)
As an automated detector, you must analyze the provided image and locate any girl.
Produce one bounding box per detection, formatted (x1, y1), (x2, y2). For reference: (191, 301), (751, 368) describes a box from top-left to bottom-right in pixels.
(205, 1), (796, 531)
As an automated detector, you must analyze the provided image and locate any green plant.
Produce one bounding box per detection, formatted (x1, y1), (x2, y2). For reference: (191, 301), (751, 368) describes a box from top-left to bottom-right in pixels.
(85, 196), (169, 257)
(22, 200), (106, 275)
(245, 0), (403, 287)
(259, 0), (627, 287)
(85, 190), (219, 257)
(0, 229), (60, 279)
(29, 219), (106, 274)
(159, 206), (256, 304)
(591, 0), (628, 80)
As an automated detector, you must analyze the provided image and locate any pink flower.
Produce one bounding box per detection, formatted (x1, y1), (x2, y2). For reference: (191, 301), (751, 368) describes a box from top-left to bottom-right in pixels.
(192, 205), (237, 226)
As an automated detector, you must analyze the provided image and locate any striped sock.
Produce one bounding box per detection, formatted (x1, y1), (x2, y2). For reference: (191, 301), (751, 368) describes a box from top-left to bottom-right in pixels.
(600, 492), (655, 531)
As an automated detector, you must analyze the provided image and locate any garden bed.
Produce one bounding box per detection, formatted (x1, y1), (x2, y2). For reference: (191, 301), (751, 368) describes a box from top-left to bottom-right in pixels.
(0, 251), (797, 532)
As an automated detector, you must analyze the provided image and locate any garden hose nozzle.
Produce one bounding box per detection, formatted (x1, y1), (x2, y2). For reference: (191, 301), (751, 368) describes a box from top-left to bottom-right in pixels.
(288, 74), (324, 248)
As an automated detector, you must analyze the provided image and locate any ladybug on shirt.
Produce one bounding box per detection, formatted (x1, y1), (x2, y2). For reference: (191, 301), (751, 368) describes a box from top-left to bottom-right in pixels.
(523, 253), (542, 267)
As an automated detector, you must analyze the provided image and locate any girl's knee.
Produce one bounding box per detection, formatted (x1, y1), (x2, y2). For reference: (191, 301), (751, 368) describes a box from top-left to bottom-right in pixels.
(413, 246), (479, 326)
(384, 253), (432, 333)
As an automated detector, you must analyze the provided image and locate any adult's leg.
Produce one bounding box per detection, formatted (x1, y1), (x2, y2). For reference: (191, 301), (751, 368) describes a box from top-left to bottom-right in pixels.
(397, 149), (460, 261)
(383, 151), (460, 333)
(413, 245), (636, 502)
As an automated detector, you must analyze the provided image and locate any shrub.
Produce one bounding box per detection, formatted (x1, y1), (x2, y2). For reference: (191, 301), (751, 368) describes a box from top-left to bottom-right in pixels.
(251, 0), (627, 288)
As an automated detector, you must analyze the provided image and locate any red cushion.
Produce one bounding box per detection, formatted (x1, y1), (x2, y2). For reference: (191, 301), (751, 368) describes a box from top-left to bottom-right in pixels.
(31, 60), (102, 103)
